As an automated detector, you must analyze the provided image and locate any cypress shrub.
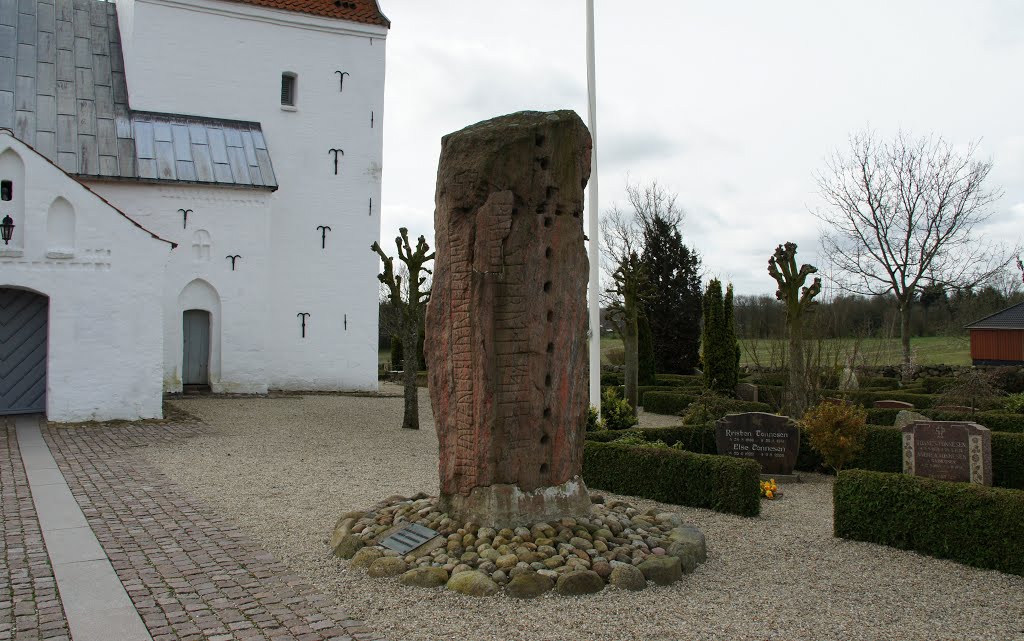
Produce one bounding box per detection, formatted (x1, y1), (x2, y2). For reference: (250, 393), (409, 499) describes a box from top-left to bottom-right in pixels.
(583, 441), (761, 517)
(389, 335), (403, 371)
(701, 280), (739, 393)
(834, 470), (1024, 576)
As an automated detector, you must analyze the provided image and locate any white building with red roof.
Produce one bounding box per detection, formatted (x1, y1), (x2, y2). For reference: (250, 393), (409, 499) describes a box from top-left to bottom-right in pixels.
(0, 0), (389, 420)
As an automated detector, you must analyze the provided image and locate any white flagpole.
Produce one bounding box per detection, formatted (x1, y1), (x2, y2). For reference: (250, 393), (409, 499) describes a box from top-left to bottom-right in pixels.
(586, 0), (601, 416)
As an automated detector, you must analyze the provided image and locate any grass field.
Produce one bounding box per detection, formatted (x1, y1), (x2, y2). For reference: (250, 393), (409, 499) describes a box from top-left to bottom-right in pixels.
(600, 335), (971, 368)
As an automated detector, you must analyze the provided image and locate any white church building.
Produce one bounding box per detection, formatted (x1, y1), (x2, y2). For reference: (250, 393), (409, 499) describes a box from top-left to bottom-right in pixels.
(0, 0), (389, 421)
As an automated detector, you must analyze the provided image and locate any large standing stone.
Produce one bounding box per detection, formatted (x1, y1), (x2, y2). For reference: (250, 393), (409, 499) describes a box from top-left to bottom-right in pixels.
(902, 421), (992, 485)
(715, 413), (800, 475)
(425, 111), (593, 528)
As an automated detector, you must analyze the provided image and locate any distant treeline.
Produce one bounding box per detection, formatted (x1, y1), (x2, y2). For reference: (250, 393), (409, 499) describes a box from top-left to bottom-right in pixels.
(734, 286), (1024, 340)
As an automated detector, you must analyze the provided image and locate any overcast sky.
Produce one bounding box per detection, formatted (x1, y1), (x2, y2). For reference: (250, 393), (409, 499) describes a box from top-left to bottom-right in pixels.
(378, 0), (1024, 297)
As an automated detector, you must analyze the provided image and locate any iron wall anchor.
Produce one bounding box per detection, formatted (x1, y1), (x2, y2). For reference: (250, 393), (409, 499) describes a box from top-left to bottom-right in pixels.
(328, 148), (344, 175)
(297, 312), (310, 338)
(335, 70), (349, 92)
(317, 225), (332, 249)
(178, 208), (193, 229)
(226, 255), (241, 270)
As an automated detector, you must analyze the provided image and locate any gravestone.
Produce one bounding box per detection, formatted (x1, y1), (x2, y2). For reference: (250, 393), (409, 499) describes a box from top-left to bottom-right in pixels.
(901, 421), (992, 485)
(735, 383), (758, 403)
(715, 412), (801, 476)
(424, 110), (593, 528)
(875, 400), (915, 409)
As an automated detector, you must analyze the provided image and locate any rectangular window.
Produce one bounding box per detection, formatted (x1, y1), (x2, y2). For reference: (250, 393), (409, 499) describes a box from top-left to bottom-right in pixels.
(281, 73), (296, 107)
(0, 180), (11, 201)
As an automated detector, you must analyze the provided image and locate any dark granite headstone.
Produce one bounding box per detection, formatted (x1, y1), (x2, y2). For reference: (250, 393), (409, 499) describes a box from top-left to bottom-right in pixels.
(901, 421), (992, 485)
(715, 413), (800, 475)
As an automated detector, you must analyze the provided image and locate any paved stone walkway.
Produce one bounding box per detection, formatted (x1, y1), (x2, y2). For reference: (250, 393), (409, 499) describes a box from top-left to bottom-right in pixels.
(0, 415), (382, 641)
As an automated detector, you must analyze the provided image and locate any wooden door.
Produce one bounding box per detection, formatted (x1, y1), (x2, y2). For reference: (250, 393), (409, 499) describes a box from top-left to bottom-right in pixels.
(182, 310), (211, 385)
(0, 288), (48, 415)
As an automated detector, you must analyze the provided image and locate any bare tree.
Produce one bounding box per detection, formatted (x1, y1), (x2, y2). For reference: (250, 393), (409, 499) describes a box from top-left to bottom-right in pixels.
(816, 130), (1009, 377)
(371, 228), (434, 430)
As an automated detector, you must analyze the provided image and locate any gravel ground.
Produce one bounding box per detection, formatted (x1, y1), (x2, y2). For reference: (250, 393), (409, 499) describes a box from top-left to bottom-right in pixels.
(144, 387), (1024, 641)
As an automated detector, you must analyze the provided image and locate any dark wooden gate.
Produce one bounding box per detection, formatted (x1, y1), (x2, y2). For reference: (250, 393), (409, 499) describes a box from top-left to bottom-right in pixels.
(0, 288), (48, 415)
(182, 309), (211, 386)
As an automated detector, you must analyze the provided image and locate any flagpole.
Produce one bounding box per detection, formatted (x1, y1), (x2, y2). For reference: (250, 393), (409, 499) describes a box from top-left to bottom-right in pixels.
(586, 0), (601, 416)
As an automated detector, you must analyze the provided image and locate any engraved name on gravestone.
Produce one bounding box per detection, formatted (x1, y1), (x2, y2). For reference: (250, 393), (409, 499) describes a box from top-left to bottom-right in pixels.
(901, 421), (992, 485)
(715, 413), (800, 475)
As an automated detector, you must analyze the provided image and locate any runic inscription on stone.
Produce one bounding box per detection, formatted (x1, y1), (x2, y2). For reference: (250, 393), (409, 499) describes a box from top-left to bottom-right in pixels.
(424, 110), (593, 528)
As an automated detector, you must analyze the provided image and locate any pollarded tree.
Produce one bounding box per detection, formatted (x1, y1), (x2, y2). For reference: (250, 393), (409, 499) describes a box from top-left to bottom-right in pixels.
(701, 279), (739, 394)
(371, 228), (434, 430)
(816, 130), (1010, 378)
(768, 242), (822, 417)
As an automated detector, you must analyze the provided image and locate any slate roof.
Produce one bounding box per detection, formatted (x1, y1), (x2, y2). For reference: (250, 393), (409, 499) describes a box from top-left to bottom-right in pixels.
(965, 301), (1024, 330)
(0, 0), (277, 189)
(223, 0), (389, 27)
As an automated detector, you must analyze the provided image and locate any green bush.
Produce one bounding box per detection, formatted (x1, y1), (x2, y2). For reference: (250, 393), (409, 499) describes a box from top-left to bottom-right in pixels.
(583, 440), (760, 517)
(1003, 393), (1024, 414)
(600, 387), (638, 430)
(749, 372), (788, 387)
(834, 469), (1024, 576)
(820, 389), (938, 409)
(802, 402), (869, 472)
(988, 366), (1024, 394)
(655, 374), (704, 387)
(586, 406), (600, 432)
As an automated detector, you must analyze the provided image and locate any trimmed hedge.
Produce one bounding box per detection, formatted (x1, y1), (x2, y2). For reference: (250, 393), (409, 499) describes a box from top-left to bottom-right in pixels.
(583, 440), (760, 517)
(642, 392), (771, 417)
(642, 392), (700, 415)
(859, 377), (902, 390)
(928, 411), (1024, 434)
(864, 407), (1024, 434)
(587, 423), (1024, 490)
(993, 432), (1024, 490)
(587, 425), (718, 454)
(834, 469), (1024, 576)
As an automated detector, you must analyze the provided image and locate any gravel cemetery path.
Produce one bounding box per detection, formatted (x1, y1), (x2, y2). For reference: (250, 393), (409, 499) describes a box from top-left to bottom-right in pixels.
(146, 388), (1024, 641)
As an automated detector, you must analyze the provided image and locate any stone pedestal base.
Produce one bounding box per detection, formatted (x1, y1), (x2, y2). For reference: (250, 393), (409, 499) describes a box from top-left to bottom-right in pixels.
(438, 477), (592, 529)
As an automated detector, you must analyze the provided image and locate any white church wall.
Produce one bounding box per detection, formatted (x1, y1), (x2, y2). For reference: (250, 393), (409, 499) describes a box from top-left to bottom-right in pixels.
(0, 134), (169, 422)
(90, 182), (273, 394)
(117, 0), (384, 391)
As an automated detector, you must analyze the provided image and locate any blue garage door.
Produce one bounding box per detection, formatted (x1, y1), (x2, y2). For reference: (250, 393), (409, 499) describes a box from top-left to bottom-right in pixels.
(0, 288), (48, 415)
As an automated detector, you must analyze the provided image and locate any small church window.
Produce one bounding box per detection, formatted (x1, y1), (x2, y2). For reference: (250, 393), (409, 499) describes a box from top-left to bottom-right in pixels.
(1, 180), (11, 201)
(281, 73), (297, 107)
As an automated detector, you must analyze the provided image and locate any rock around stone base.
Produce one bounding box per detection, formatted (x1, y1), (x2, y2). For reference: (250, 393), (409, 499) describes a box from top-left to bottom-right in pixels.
(331, 493), (707, 598)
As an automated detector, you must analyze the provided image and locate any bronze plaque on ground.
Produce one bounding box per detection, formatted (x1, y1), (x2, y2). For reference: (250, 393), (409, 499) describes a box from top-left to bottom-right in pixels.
(715, 413), (800, 475)
(901, 421), (992, 485)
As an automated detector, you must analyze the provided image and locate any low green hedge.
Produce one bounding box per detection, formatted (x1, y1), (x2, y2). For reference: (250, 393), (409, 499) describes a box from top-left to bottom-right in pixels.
(993, 432), (1024, 490)
(642, 392), (771, 417)
(864, 408), (902, 425)
(641, 392), (700, 415)
(583, 440), (760, 517)
(928, 411), (1024, 434)
(859, 377), (902, 390)
(834, 469), (1024, 576)
(587, 425), (718, 454)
